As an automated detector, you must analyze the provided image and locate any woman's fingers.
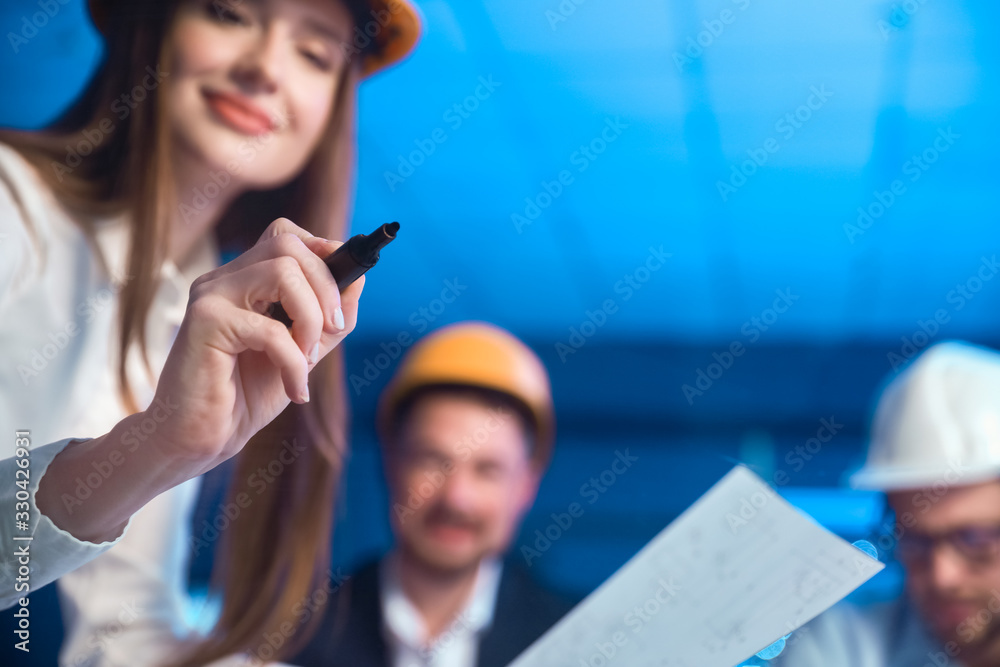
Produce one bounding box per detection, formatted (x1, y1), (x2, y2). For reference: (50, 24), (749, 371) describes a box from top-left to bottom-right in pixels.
(211, 257), (327, 359)
(300, 236), (347, 332)
(339, 272), (364, 332)
(179, 217), (365, 410)
(192, 218), (306, 283)
(208, 299), (311, 404)
(310, 273), (364, 369)
(256, 216), (313, 244)
(191, 220), (344, 335)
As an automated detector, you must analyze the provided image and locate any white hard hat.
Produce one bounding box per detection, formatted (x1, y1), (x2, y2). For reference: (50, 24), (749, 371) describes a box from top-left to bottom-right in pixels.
(850, 341), (1000, 491)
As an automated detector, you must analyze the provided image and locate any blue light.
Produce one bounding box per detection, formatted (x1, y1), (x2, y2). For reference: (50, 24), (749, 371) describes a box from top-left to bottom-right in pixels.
(756, 634), (789, 660)
(853, 539), (880, 561)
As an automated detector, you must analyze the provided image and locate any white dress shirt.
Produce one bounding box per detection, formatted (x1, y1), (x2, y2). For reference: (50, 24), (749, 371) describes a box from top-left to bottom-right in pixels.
(379, 553), (503, 667)
(0, 142), (278, 666)
(773, 599), (967, 667)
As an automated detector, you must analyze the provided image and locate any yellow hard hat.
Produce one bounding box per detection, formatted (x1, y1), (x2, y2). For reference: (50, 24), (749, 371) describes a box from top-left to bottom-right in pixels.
(87, 0), (421, 78)
(377, 322), (555, 464)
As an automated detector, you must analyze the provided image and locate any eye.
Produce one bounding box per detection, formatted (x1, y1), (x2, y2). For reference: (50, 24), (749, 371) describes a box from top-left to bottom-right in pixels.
(955, 527), (1000, 552)
(300, 47), (332, 72)
(207, 0), (249, 26)
(409, 451), (446, 469)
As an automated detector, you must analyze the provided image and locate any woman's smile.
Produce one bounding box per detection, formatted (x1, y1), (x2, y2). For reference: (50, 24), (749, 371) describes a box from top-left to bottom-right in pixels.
(202, 88), (278, 136)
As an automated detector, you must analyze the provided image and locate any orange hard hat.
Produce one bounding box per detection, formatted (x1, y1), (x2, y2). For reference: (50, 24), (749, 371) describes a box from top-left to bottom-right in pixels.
(87, 0), (421, 78)
(377, 322), (555, 463)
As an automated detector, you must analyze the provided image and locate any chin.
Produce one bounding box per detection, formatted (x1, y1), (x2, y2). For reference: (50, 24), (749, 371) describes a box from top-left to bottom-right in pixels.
(175, 120), (308, 189)
(413, 543), (484, 573)
(173, 122), (239, 171)
(920, 604), (991, 648)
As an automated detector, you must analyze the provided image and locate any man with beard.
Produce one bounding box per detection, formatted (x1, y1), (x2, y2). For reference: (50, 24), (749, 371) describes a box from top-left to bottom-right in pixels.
(292, 322), (575, 667)
(776, 341), (1000, 667)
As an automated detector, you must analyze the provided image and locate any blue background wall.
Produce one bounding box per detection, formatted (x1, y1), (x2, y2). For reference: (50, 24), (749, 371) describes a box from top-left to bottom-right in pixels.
(2, 0), (999, 664)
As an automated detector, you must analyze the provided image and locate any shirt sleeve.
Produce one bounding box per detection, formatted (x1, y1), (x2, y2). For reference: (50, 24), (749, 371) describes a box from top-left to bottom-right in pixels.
(0, 438), (131, 610)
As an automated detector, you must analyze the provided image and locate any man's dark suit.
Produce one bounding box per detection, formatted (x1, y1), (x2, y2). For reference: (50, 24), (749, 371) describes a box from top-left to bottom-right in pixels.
(290, 558), (576, 667)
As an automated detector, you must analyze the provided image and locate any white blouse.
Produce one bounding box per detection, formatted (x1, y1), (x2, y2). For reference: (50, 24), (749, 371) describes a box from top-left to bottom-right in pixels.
(0, 143), (290, 666)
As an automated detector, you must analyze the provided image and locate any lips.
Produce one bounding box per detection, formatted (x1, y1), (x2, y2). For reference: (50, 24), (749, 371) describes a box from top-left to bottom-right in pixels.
(426, 515), (479, 542)
(428, 523), (477, 545)
(203, 89), (277, 136)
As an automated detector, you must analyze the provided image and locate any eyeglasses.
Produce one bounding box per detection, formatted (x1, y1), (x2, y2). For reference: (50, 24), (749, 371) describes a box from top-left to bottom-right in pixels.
(896, 526), (1000, 566)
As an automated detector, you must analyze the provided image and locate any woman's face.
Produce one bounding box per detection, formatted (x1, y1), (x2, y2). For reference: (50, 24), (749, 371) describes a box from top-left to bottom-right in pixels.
(165, 0), (354, 189)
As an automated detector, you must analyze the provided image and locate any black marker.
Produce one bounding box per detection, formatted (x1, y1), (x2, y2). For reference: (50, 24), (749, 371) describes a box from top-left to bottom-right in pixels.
(268, 221), (399, 327)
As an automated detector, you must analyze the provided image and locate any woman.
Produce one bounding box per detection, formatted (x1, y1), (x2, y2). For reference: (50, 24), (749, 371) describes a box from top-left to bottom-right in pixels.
(0, 0), (419, 664)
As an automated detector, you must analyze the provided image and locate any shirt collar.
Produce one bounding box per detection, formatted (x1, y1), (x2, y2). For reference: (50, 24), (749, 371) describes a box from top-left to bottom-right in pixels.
(379, 552), (503, 653)
(91, 216), (220, 371)
(91, 215), (220, 291)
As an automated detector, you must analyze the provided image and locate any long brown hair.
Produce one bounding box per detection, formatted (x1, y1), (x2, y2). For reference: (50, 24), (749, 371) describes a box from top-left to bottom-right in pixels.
(0, 0), (379, 663)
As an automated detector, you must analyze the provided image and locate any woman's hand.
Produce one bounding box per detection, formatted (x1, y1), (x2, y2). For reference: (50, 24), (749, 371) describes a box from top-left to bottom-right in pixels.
(149, 217), (363, 472)
(36, 218), (362, 543)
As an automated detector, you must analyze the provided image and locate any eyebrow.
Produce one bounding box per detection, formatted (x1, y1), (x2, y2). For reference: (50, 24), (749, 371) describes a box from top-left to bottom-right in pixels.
(303, 16), (349, 45)
(243, 0), (350, 45)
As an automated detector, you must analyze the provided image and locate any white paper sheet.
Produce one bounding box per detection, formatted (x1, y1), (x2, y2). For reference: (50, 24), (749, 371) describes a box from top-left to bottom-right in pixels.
(509, 466), (884, 667)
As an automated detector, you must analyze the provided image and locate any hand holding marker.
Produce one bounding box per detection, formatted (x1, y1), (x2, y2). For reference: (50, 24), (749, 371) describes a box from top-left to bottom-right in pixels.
(269, 222), (400, 326)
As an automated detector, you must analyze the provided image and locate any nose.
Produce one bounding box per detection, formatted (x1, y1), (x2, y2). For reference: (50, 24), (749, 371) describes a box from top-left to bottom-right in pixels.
(231, 23), (286, 94)
(440, 468), (478, 515)
(928, 543), (969, 593)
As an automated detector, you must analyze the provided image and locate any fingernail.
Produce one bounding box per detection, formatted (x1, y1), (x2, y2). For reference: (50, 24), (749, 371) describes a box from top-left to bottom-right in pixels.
(309, 342), (319, 365)
(301, 384), (310, 403)
(333, 307), (345, 330)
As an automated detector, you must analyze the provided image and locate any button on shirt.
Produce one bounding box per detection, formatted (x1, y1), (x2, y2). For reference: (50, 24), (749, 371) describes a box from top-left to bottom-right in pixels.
(380, 554), (503, 667)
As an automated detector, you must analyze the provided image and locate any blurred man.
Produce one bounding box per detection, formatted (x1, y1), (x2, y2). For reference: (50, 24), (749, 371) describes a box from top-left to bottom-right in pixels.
(292, 322), (574, 667)
(777, 341), (1000, 667)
